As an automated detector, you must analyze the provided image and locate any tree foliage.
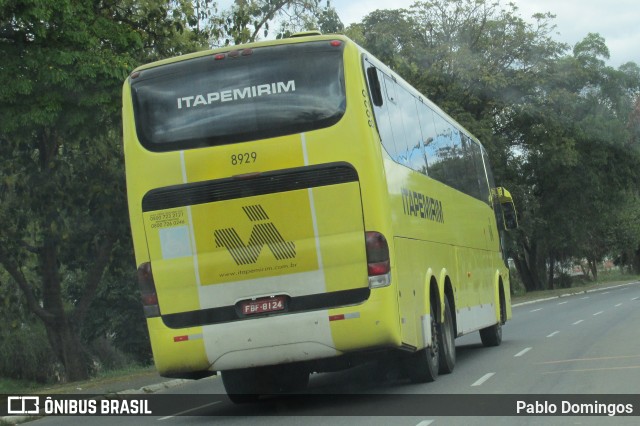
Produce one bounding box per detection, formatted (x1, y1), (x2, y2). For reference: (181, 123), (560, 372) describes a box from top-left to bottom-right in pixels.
(0, 0), (204, 381)
(211, 0), (329, 45)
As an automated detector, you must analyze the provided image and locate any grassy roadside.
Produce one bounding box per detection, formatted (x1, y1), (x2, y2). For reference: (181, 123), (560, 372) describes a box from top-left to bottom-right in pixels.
(511, 274), (640, 304)
(0, 365), (157, 395)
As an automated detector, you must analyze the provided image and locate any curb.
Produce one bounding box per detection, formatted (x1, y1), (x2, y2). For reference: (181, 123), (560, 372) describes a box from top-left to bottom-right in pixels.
(117, 378), (192, 395)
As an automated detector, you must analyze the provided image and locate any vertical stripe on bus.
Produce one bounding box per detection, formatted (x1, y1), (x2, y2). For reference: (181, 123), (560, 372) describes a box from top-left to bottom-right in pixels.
(181, 151), (202, 288)
(301, 133), (325, 275)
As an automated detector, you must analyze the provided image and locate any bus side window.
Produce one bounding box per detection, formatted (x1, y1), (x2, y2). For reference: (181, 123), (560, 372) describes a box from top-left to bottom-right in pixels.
(367, 67), (383, 107)
(417, 102), (436, 176)
(461, 135), (483, 201)
(429, 113), (454, 186)
(368, 69), (398, 161)
(472, 142), (491, 205)
(447, 128), (466, 193)
(396, 84), (425, 173)
(383, 75), (409, 165)
(481, 147), (498, 207)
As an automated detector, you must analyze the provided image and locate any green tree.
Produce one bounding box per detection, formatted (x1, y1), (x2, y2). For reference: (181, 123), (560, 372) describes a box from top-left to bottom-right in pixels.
(0, 0), (202, 381)
(503, 36), (640, 288)
(356, 8), (419, 67)
(214, 0), (324, 45)
(314, 1), (344, 34)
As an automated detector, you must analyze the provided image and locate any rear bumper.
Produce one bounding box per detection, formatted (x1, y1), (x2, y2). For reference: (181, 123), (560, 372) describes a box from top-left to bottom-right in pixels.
(147, 286), (400, 374)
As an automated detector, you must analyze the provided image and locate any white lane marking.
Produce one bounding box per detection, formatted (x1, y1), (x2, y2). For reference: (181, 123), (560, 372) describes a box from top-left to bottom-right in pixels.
(580, 297), (590, 300)
(602, 292), (610, 295)
(633, 297), (639, 301)
(615, 303), (623, 307)
(515, 347), (532, 357)
(530, 308), (543, 312)
(558, 301), (568, 305)
(158, 401), (222, 420)
(471, 372), (495, 387)
(539, 354), (640, 364)
(416, 421), (435, 426)
(593, 311), (603, 316)
(547, 331), (560, 338)
(542, 365), (640, 374)
(573, 320), (584, 325)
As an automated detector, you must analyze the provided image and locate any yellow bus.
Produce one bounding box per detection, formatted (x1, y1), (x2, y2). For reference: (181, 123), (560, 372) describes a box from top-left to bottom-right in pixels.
(122, 32), (518, 401)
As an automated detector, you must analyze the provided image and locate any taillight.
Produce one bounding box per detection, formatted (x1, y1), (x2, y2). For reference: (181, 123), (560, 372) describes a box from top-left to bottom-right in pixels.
(228, 49), (252, 59)
(365, 231), (391, 288)
(137, 262), (160, 318)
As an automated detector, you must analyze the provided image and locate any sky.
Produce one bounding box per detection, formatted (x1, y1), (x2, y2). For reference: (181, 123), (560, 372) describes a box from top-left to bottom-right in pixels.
(330, 0), (640, 67)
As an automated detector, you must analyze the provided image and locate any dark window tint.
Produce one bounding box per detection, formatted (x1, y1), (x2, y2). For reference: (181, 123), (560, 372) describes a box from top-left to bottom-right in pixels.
(131, 41), (346, 152)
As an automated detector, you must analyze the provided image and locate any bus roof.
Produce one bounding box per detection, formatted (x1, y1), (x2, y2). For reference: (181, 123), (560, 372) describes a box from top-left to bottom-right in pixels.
(130, 33), (352, 74)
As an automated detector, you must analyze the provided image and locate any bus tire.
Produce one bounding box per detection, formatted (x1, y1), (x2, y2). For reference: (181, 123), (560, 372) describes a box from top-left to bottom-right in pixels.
(405, 300), (439, 383)
(438, 296), (456, 374)
(480, 299), (504, 347)
(276, 366), (309, 393)
(221, 368), (264, 404)
(222, 365), (309, 403)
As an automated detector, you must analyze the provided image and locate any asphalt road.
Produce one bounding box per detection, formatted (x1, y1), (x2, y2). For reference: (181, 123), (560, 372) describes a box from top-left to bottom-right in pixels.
(21, 281), (640, 425)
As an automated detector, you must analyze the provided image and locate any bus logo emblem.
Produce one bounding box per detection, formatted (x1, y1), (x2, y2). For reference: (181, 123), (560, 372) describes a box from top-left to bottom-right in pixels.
(214, 205), (296, 265)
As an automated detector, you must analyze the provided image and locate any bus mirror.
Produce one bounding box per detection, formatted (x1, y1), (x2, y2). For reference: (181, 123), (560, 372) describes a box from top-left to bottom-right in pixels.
(501, 201), (519, 230)
(492, 187), (513, 203)
(492, 187), (519, 230)
(367, 67), (383, 107)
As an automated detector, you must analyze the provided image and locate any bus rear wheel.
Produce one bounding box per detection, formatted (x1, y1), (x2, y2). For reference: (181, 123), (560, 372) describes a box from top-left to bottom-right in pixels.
(438, 296), (456, 374)
(221, 368), (263, 404)
(275, 366), (309, 393)
(480, 298), (504, 347)
(405, 300), (439, 383)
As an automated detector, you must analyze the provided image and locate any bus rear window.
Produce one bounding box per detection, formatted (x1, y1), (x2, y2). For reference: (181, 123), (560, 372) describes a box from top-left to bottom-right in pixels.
(130, 41), (346, 152)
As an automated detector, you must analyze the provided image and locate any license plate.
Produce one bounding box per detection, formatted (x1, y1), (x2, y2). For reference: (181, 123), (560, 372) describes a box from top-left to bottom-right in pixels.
(240, 296), (286, 315)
